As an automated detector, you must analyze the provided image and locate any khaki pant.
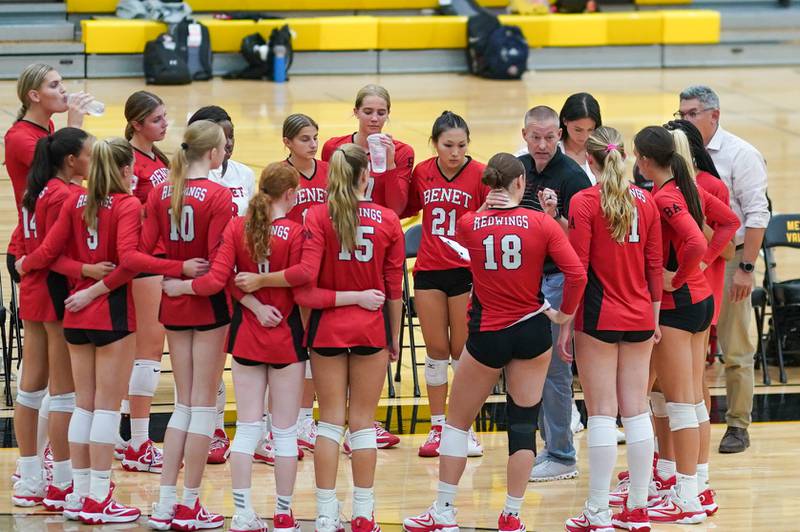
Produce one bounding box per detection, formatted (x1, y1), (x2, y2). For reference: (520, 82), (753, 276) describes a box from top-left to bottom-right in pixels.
(717, 249), (755, 428)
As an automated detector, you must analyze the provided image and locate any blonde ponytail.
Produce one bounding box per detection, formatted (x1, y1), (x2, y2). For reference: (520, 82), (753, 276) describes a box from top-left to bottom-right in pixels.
(586, 127), (634, 243)
(85, 137), (134, 230)
(168, 120), (224, 227)
(327, 143), (368, 252)
(670, 128), (697, 178)
(245, 163), (300, 263)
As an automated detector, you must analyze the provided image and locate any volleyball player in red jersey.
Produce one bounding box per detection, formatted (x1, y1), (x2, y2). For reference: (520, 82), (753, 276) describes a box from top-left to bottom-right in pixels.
(633, 126), (738, 525)
(401, 111), (488, 458)
(118, 90), (171, 470)
(404, 153), (586, 532)
(235, 144), (404, 532)
(142, 120), (233, 531)
(561, 128), (662, 532)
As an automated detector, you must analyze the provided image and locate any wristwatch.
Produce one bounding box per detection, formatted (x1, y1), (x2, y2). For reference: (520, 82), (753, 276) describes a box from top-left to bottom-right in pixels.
(738, 261), (755, 273)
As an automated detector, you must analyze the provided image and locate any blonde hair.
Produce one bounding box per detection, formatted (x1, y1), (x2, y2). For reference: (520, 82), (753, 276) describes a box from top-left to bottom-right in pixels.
(16, 63), (54, 121)
(670, 128), (697, 178)
(586, 127), (634, 243)
(327, 144), (368, 252)
(85, 138), (134, 230)
(355, 84), (391, 111)
(168, 120), (225, 226)
(124, 90), (169, 165)
(245, 163), (300, 264)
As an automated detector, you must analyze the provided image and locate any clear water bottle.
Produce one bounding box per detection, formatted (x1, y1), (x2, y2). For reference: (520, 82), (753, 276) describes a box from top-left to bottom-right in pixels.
(273, 44), (287, 83)
(68, 93), (105, 117)
(367, 134), (387, 174)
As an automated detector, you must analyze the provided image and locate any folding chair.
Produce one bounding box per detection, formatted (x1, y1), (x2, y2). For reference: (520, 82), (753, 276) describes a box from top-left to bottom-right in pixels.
(1, 266), (12, 406)
(761, 213), (800, 384)
(751, 285), (770, 385)
(393, 224), (423, 398)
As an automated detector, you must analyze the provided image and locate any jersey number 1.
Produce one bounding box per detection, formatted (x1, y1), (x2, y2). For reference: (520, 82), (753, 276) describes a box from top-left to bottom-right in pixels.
(628, 209), (640, 243)
(168, 206), (196, 242)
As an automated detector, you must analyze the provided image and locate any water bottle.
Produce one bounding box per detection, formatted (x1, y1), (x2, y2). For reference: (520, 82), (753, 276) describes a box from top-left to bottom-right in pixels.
(273, 44), (287, 83)
(367, 134), (387, 174)
(68, 93), (105, 117)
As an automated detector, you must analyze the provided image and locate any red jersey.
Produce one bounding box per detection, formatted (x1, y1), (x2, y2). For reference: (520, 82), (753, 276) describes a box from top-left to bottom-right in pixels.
(131, 148), (169, 204)
(568, 184), (663, 332)
(282, 202), (404, 348)
(140, 178), (233, 326)
(655, 180), (739, 310)
(456, 207), (587, 332)
(4, 119), (54, 256)
(321, 134), (414, 216)
(404, 157), (489, 272)
(285, 158), (329, 224)
(696, 171), (730, 325)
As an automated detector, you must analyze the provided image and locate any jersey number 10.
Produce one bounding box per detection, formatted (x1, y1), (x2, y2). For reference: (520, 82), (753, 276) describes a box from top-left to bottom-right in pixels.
(168, 206), (196, 242)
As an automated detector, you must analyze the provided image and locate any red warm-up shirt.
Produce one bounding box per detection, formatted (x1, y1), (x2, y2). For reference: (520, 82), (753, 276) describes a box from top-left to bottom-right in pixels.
(696, 171), (731, 324)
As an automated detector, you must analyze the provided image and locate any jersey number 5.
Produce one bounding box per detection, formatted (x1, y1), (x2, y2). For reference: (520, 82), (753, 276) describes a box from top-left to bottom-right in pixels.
(339, 226), (375, 262)
(168, 206), (196, 242)
(482, 234), (522, 270)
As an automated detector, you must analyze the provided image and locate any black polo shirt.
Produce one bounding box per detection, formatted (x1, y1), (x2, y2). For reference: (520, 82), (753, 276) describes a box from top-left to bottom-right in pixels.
(517, 148), (592, 274)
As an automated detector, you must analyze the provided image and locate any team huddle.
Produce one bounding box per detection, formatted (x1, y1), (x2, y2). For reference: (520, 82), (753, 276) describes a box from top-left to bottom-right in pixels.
(6, 62), (748, 532)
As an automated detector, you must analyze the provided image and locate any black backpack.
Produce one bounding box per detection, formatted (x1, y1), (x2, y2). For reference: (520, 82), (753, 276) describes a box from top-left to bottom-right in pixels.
(266, 25), (293, 81)
(467, 11), (528, 80)
(143, 32), (192, 85)
(173, 19), (213, 81)
(224, 25), (293, 81)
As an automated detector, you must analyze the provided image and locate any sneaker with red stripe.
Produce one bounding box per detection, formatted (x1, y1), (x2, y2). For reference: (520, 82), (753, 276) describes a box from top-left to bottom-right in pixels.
(274, 512), (302, 532)
(62, 492), (84, 520)
(42, 482), (72, 511)
(608, 479), (660, 508)
(647, 490), (706, 525)
(297, 417), (317, 452)
(564, 505), (614, 532)
(402, 502), (458, 532)
(699, 488), (718, 516)
(652, 470), (675, 495)
(418, 426), (442, 458)
(171, 500), (224, 530)
(78, 491), (141, 524)
(147, 501), (175, 530)
(611, 505), (650, 531)
(11, 477), (46, 507)
(253, 438), (304, 466)
(229, 509), (268, 532)
(499, 512), (526, 532)
(207, 429), (231, 464)
(351, 515), (381, 532)
(375, 422), (399, 449)
(123, 439), (163, 473)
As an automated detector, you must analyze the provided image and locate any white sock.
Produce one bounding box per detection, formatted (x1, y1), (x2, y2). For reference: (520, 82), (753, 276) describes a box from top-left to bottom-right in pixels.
(316, 488), (338, 519)
(436, 481), (457, 510)
(52, 459), (72, 487)
(89, 469), (111, 501)
(159, 485), (177, 507)
(73, 468), (90, 497)
(431, 415), (446, 428)
(622, 413), (654, 509)
(656, 458), (676, 479)
(587, 416), (617, 511)
(675, 473), (698, 500)
(19, 456), (42, 481)
(232, 488), (252, 512)
(503, 494), (523, 515)
(120, 399), (130, 415)
(130, 417), (149, 449)
(276, 494), (292, 515)
(352, 486), (374, 519)
(697, 463), (709, 490)
(299, 408), (313, 421)
(183, 486), (199, 507)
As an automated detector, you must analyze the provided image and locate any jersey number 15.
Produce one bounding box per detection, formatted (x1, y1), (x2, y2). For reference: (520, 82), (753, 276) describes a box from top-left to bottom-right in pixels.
(339, 226), (375, 262)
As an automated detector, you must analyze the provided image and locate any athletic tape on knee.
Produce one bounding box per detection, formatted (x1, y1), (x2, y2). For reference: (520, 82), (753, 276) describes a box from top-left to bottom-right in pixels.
(49, 392), (76, 413)
(39, 393), (51, 419)
(89, 409), (121, 445)
(316, 422), (345, 445)
(621, 413), (653, 444)
(348, 427), (377, 451)
(230, 421), (261, 456)
(439, 424), (468, 458)
(587, 416), (618, 448)
(305, 360), (313, 380)
(425, 356), (450, 387)
(650, 392), (668, 418)
(16, 388), (47, 410)
(187, 406), (217, 438)
(68, 408), (93, 445)
(694, 402), (710, 424)
(167, 403), (191, 432)
(506, 395), (539, 455)
(272, 424), (299, 457)
(128, 359), (161, 397)
(666, 402), (699, 431)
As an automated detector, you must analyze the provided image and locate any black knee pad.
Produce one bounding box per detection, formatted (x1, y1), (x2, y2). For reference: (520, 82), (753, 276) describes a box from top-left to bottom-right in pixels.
(506, 394), (540, 456)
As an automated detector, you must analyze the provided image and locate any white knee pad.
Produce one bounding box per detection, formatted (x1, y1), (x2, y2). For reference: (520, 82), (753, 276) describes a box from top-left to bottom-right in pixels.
(39, 393), (51, 420)
(120, 398), (130, 415)
(272, 424), (299, 457)
(694, 402), (710, 424)
(317, 422), (345, 445)
(167, 403), (191, 432)
(187, 406), (217, 438)
(90, 409), (121, 445)
(425, 356), (450, 387)
(587, 416), (618, 448)
(129, 359), (161, 397)
(439, 424), (468, 458)
(230, 421), (262, 456)
(621, 413), (653, 444)
(305, 360), (313, 380)
(49, 392), (76, 414)
(348, 427), (377, 451)
(68, 408), (93, 445)
(650, 392), (668, 418)
(666, 402), (699, 431)
(16, 388), (47, 410)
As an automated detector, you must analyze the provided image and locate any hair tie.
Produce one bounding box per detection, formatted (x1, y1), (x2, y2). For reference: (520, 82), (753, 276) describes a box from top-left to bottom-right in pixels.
(605, 143), (618, 153)
(181, 142), (189, 150)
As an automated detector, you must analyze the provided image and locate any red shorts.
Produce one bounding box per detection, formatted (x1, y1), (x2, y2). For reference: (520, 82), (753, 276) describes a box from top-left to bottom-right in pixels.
(19, 270), (68, 322)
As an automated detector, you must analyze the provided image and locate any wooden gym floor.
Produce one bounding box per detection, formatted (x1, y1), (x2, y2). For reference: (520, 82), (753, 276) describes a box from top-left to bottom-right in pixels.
(1, 67), (800, 530)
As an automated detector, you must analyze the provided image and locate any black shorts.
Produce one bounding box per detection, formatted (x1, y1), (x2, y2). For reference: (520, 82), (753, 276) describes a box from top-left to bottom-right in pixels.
(466, 312), (552, 370)
(312, 346), (383, 357)
(660, 296), (714, 333)
(232, 356), (299, 370)
(582, 329), (655, 344)
(164, 320), (231, 332)
(64, 328), (131, 347)
(414, 268), (472, 297)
